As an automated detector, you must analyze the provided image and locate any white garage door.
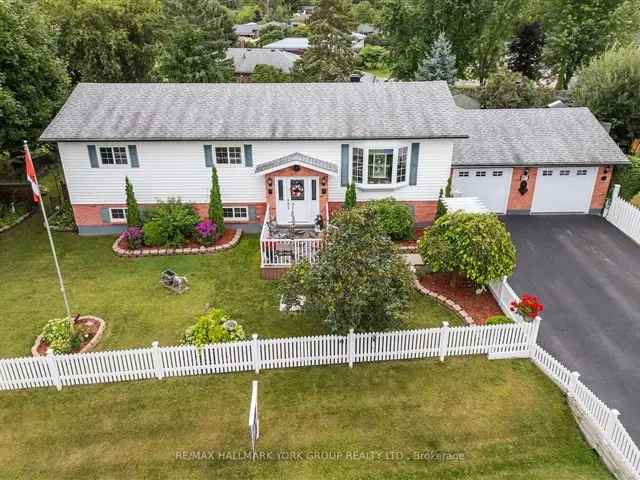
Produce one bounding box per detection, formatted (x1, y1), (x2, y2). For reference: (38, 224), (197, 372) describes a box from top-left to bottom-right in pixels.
(452, 168), (512, 214)
(531, 167), (597, 214)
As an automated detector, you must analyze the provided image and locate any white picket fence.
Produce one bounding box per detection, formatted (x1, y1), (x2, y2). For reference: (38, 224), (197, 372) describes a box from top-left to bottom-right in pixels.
(606, 184), (640, 245)
(0, 322), (537, 392)
(488, 276), (527, 324)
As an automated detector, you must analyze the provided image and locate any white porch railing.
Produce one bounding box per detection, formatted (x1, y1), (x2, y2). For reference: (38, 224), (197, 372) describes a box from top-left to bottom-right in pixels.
(260, 206), (323, 268)
(605, 184), (640, 245)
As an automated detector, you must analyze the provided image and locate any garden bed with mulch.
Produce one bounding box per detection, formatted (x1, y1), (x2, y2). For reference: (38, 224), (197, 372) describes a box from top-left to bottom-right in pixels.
(418, 273), (503, 325)
(32, 315), (105, 356)
(112, 228), (241, 257)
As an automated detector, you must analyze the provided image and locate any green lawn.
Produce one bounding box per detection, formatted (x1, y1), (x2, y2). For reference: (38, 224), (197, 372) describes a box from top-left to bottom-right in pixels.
(0, 216), (612, 479)
(0, 358), (611, 479)
(0, 214), (458, 357)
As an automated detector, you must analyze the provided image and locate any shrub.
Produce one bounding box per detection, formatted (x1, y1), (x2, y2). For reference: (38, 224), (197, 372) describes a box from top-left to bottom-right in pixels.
(208, 167), (225, 235)
(486, 315), (512, 325)
(281, 207), (414, 334)
(142, 199), (198, 247)
(180, 308), (247, 347)
(41, 318), (79, 354)
(363, 198), (414, 240)
(435, 189), (446, 220)
(343, 182), (357, 209)
(195, 220), (217, 246)
(480, 68), (555, 109)
(125, 177), (142, 227)
(613, 156), (640, 201)
(418, 212), (516, 286)
(123, 226), (144, 249)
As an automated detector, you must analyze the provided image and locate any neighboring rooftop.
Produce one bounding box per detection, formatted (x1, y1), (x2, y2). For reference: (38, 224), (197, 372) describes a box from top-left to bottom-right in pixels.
(233, 22), (259, 37)
(263, 37), (309, 51)
(40, 82), (466, 142)
(453, 108), (629, 166)
(357, 23), (378, 35)
(226, 48), (299, 74)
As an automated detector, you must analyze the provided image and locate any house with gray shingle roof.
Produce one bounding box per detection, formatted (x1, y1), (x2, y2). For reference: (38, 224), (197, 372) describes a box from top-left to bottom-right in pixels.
(39, 81), (627, 238)
(226, 48), (300, 81)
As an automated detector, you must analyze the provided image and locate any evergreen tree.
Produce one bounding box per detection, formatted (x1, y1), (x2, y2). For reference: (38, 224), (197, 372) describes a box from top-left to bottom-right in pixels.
(414, 32), (457, 84)
(291, 0), (356, 82)
(125, 177), (142, 227)
(158, 0), (236, 82)
(507, 21), (545, 80)
(435, 188), (446, 220)
(343, 182), (357, 209)
(208, 167), (225, 234)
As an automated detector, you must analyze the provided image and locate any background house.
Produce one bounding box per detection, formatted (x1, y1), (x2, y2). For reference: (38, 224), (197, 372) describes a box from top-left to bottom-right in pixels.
(226, 48), (299, 82)
(263, 37), (309, 55)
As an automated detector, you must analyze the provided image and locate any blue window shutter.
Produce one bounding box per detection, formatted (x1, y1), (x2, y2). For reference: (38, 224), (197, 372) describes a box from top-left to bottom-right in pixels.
(340, 144), (349, 186)
(88, 145), (99, 168)
(128, 145), (139, 168)
(248, 205), (257, 221)
(244, 145), (253, 167)
(409, 143), (420, 185)
(100, 207), (111, 223)
(204, 145), (213, 167)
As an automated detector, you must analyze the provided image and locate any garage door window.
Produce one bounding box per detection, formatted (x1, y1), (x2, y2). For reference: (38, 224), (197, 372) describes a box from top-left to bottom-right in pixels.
(475, 171), (486, 177)
(542, 170), (553, 176)
(492, 171), (503, 177)
(458, 171), (469, 177)
(577, 169), (588, 176)
(559, 170), (570, 176)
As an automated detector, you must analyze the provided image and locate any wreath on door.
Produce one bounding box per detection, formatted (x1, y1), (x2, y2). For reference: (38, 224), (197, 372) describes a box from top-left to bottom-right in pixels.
(291, 181), (305, 200)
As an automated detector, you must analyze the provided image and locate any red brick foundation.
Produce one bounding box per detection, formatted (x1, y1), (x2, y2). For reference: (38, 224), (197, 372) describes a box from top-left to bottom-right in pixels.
(507, 167), (538, 213)
(590, 165), (613, 212)
(328, 200), (437, 225)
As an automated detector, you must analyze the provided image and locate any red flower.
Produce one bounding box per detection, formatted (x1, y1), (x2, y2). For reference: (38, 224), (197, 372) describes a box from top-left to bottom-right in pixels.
(511, 293), (544, 319)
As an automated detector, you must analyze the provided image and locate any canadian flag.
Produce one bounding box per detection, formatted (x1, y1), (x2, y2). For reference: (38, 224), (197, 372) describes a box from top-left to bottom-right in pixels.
(24, 142), (41, 203)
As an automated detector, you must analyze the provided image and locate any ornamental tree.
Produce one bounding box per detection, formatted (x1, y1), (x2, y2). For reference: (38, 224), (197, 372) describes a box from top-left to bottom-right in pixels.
(414, 32), (457, 84)
(281, 207), (414, 334)
(480, 68), (554, 109)
(418, 212), (516, 286)
(125, 177), (142, 227)
(507, 21), (545, 80)
(343, 182), (356, 209)
(208, 167), (225, 235)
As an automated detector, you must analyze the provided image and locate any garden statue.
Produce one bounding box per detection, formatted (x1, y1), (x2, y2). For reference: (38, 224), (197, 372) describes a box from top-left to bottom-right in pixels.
(161, 269), (189, 294)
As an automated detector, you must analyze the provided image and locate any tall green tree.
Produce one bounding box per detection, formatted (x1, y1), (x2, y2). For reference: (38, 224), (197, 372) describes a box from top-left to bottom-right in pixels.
(158, 0), (236, 82)
(480, 68), (554, 108)
(291, 0), (356, 82)
(257, 24), (287, 46)
(540, 0), (637, 89)
(343, 182), (356, 209)
(0, 1), (69, 158)
(572, 44), (640, 148)
(208, 167), (225, 234)
(125, 177), (142, 227)
(507, 21), (545, 80)
(380, 0), (524, 81)
(42, 0), (163, 83)
(414, 32), (457, 84)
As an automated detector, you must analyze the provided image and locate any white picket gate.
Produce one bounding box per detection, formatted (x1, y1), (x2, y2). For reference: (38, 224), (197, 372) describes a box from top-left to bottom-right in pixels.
(606, 184), (640, 245)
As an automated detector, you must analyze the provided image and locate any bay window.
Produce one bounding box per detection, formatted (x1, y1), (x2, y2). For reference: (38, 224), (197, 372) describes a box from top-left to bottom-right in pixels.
(351, 145), (410, 187)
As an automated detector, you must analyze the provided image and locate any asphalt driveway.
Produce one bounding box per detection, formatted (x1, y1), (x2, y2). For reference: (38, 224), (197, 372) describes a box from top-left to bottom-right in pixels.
(504, 215), (640, 441)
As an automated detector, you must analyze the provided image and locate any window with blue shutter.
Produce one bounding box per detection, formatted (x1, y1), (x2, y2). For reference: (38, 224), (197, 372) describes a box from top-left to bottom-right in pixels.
(88, 145), (99, 168)
(204, 145), (214, 167)
(128, 145), (139, 168)
(243, 145), (253, 167)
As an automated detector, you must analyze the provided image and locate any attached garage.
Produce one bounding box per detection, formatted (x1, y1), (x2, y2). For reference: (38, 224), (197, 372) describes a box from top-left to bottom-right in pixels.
(452, 108), (629, 215)
(451, 167), (512, 213)
(531, 167), (598, 214)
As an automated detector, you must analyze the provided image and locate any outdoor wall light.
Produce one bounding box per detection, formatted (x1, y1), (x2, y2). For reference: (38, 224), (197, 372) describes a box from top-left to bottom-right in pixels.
(321, 177), (327, 186)
(267, 177), (273, 187)
(292, 164), (301, 172)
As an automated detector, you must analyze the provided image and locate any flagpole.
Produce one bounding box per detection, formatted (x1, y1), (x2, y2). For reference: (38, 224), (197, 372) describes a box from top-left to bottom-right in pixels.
(24, 141), (72, 319)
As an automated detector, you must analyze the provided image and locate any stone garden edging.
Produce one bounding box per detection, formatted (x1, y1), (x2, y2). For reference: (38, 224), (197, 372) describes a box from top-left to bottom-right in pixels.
(112, 228), (242, 257)
(413, 276), (475, 325)
(0, 211), (33, 234)
(31, 315), (105, 357)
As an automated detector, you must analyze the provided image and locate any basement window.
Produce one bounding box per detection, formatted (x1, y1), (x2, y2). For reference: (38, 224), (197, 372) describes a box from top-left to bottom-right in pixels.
(109, 208), (127, 223)
(223, 206), (249, 221)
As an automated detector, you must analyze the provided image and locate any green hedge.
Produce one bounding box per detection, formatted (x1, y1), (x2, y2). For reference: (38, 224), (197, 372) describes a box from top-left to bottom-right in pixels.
(363, 198), (414, 241)
(613, 156), (640, 201)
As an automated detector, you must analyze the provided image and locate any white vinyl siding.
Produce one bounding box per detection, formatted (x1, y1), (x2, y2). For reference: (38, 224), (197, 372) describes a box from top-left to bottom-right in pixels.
(58, 139), (454, 205)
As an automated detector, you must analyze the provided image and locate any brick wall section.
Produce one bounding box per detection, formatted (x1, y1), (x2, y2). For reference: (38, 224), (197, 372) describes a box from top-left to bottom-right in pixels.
(507, 167), (538, 213)
(73, 202), (267, 227)
(328, 200), (438, 225)
(264, 165), (329, 221)
(590, 165), (613, 211)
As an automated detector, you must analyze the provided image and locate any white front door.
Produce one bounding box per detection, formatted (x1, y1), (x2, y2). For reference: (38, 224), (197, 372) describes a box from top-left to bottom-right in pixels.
(452, 168), (513, 214)
(531, 167), (597, 214)
(275, 177), (319, 225)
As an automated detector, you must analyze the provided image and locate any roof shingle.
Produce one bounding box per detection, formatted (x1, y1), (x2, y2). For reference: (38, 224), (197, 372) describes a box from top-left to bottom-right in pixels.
(39, 82), (465, 142)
